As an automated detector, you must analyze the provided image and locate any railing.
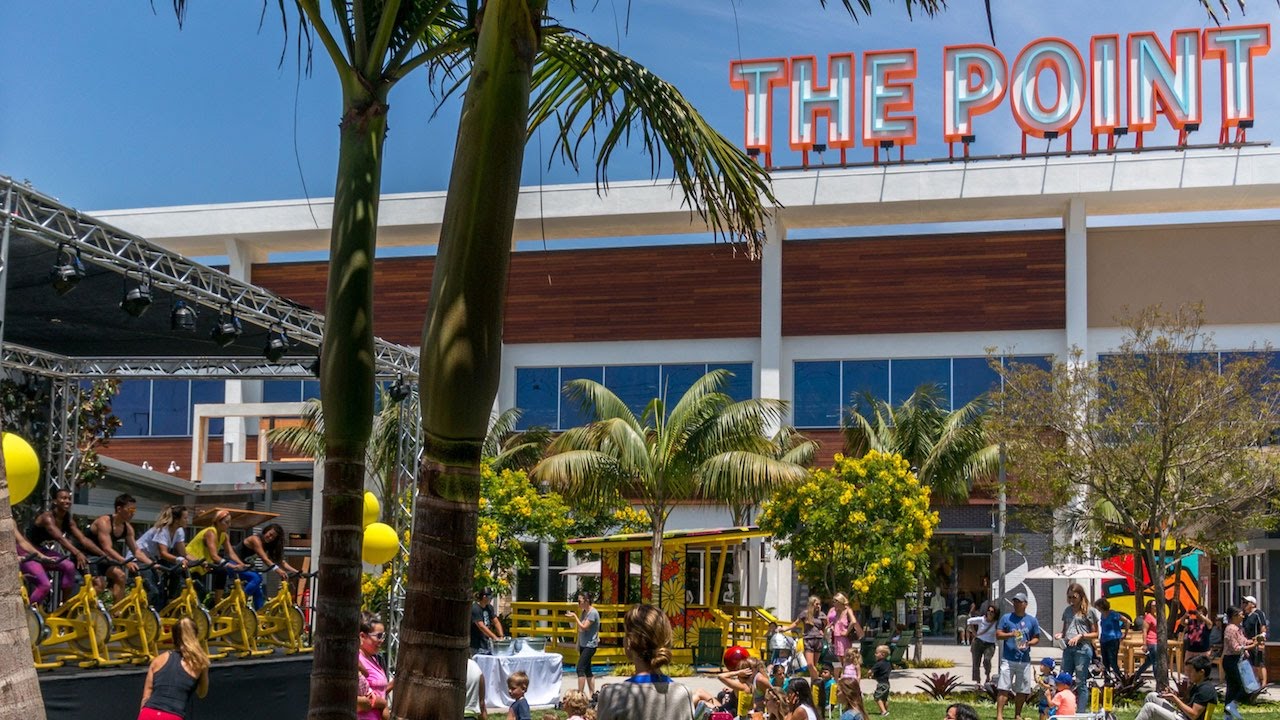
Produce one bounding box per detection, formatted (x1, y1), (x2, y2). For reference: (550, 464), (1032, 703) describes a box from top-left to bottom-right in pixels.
(508, 602), (628, 647)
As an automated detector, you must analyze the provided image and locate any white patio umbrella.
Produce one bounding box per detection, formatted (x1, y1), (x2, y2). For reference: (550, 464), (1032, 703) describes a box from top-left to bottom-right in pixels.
(560, 560), (643, 576)
(1024, 563), (1127, 581)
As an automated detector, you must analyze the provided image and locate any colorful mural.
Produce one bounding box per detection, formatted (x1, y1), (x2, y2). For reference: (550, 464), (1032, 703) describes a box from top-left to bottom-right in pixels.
(1099, 550), (1203, 622)
(601, 553), (619, 604)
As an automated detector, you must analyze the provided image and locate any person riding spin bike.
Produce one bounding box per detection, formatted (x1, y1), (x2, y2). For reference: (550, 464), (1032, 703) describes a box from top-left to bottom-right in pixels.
(14, 518), (62, 606)
(90, 493), (152, 601)
(185, 510), (260, 604)
(28, 485), (106, 597)
(234, 523), (297, 610)
(133, 505), (192, 607)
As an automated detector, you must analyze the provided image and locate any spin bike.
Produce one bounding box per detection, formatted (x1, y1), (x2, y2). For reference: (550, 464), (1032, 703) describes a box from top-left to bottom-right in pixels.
(101, 558), (163, 663)
(35, 556), (125, 668)
(18, 561), (58, 670)
(154, 560), (214, 655)
(206, 565), (271, 658)
(256, 571), (316, 654)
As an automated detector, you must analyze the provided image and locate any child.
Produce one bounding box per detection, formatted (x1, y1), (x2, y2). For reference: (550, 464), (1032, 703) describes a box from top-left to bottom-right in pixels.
(561, 690), (589, 720)
(1049, 673), (1078, 717)
(836, 677), (867, 720)
(506, 671), (531, 720)
(771, 661), (790, 692)
(841, 647), (861, 680)
(818, 664), (837, 717)
(871, 645), (892, 717)
(1037, 657), (1057, 720)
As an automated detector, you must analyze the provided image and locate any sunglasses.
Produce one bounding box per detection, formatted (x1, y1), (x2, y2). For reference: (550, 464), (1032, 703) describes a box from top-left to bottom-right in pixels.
(366, 632), (386, 640)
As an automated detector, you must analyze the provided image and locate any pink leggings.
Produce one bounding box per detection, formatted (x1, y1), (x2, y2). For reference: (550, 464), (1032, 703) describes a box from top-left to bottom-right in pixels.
(18, 546), (77, 605)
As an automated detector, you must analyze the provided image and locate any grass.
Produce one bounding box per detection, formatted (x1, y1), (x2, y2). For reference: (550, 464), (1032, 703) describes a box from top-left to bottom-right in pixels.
(904, 657), (958, 669)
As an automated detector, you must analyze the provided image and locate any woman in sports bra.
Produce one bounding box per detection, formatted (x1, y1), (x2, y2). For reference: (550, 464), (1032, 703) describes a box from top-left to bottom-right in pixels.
(234, 523), (296, 609)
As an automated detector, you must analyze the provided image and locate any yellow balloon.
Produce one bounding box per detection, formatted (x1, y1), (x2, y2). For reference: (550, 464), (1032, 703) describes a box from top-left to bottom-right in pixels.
(362, 522), (399, 565)
(362, 491), (381, 528)
(4, 433), (40, 506)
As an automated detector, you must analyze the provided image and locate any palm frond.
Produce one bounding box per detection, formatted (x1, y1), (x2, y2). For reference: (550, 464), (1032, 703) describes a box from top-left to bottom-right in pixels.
(533, 449), (628, 503)
(484, 407), (523, 458)
(699, 451), (809, 504)
(563, 378), (641, 428)
(531, 32), (776, 251)
(773, 426), (819, 468)
(265, 398), (326, 459)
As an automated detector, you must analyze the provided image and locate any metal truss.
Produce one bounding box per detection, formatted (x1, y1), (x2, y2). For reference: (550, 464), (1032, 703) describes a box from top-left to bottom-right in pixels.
(46, 377), (82, 490)
(385, 389), (422, 669)
(0, 343), (412, 381)
(2, 178), (418, 378)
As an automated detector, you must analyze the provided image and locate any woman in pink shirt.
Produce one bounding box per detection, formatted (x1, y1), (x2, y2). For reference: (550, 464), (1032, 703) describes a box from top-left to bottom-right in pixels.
(1222, 605), (1259, 720)
(827, 593), (863, 677)
(1132, 600), (1159, 680)
(357, 611), (392, 720)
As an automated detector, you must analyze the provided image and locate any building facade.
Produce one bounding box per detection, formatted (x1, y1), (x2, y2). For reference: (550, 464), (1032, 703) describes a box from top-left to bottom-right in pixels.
(97, 146), (1280, 631)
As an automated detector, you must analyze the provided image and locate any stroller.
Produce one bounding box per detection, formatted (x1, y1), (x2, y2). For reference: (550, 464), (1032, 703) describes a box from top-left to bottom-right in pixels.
(766, 624), (801, 672)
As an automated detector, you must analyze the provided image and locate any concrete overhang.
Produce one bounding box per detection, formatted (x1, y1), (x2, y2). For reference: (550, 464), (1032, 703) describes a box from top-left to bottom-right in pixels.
(93, 146), (1280, 256)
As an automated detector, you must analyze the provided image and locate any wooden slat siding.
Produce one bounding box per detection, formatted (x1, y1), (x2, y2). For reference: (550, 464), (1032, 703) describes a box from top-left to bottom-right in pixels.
(503, 244), (760, 343)
(803, 429), (847, 468)
(251, 257), (436, 346)
(103, 436), (260, 481)
(781, 231), (1066, 336)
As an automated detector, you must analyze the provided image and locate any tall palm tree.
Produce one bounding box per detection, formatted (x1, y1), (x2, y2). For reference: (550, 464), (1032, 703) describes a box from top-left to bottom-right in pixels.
(843, 382), (997, 659)
(534, 369), (809, 591)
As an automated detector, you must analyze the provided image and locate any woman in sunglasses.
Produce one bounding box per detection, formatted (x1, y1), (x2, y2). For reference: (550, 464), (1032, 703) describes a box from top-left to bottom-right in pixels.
(358, 611), (394, 720)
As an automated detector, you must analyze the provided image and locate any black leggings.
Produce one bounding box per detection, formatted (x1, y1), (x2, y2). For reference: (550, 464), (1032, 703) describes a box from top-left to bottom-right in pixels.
(1224, 654), (1246, 707)
(577, 645), (597, 677)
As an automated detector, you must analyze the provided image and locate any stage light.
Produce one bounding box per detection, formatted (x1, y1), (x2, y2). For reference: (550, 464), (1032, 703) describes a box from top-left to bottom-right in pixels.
(210, 306), (242, 347)
(264, 326), (290, 362)
(120, 275), (153, 317)
(170, 299), (197, 333)
(388, 373), (412, 403)
(49, 244), (86, 295)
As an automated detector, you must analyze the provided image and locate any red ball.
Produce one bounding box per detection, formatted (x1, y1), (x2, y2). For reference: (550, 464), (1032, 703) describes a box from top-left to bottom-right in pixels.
(723, 645), (750, 670)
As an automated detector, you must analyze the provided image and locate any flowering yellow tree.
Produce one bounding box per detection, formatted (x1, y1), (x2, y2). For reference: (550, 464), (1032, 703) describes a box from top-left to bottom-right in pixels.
(758, 450), (937, 606)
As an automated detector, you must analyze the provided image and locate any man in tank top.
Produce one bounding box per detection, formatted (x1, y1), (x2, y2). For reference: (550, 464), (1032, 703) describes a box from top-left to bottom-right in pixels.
(28, 485), (106, 598)
(90, 493), (151, 600)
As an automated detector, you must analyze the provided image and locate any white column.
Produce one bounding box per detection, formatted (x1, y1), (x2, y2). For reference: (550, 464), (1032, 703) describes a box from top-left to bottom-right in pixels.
(759, 217), (785, 420)
(1064, 197), (1088, 363)
(224, 238), (268, 461)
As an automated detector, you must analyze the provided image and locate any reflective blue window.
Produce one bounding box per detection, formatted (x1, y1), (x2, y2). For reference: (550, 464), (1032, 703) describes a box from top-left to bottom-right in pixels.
(715, 363), (754, 403)
(560, 366), (604, 428)
(263, 380), (302, 403)
(606, 365), (660, 420)
(113, 381), (151, 437)
(190, 381), (225, 435)
(842, 360), (889, 419)
(891, 358), (950, 406)
(515, 368), (559, 430)
(151, 381), (190, 436)
(952, 357), (1000, 408)
(659, 364), (705, 408)
(794, 361), (841, 428)
(303, 380), (321, 402)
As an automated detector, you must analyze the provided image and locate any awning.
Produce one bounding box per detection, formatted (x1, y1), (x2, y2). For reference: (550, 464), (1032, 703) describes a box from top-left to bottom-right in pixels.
(560, 560), (643, 576)
(567, 526), (769, 552)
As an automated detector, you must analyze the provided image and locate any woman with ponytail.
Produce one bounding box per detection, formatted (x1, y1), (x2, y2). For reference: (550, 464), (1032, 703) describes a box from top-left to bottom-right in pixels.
(786, 677), (823, 720)
(597, 604), (695, 720)
(139, 617), (209, 720)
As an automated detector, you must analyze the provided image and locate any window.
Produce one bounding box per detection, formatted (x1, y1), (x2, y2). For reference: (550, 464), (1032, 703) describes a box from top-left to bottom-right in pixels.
(891, 358), (950, 406)
(190, 381), (225, 435)
(263, 380), (303, 403)
(842, 360), (889, 418)
(114, 381), (152, 437)
(151, 380), (191, 436)
(685, 550), (705, 605)
(794, 361), (841, 428)
(514, 362), (757, 430)
(952, 357), (1000, 408)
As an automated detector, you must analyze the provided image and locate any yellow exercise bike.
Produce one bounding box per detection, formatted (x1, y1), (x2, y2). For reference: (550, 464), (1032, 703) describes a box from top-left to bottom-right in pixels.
(155, 560), (214, 655)
(102, 559), (162, 664)
(256, 571), (316, 654)
(36, 556), (125, 668)
(18, 568), (59, 670)
(206, 563), (271, 659)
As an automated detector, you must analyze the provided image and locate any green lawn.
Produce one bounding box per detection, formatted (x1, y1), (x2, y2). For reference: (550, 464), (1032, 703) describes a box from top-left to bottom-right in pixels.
(485, 697), (1279, 720)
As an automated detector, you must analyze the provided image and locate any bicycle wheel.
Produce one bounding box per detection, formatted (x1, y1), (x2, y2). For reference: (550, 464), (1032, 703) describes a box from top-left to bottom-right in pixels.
(26, 604), (48, 646)
(269, 605), (306, 647)
(140, 607), (162, 651)
(67, 602), (112, 656)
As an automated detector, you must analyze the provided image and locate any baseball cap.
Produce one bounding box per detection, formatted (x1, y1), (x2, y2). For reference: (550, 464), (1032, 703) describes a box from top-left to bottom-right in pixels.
(1055, 673), (1074, 686)
(1243, 595), (1258, 605)
(477, 589), (492, 598)
(1040, 657), (1056, 669)
(1011, 591), (1028, 603)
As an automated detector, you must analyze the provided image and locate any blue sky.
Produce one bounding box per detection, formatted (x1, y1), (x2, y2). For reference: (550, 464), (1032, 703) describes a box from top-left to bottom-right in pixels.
(3, 1), (1279, 214)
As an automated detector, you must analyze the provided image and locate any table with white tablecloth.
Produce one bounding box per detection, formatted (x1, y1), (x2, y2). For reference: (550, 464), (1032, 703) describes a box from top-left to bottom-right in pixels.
(475, 645), (564, 708)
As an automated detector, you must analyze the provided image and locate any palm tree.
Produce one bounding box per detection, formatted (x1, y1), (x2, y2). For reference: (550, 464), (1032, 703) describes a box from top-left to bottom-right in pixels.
(483, 408), (552, 474)
(534, 369), (809, 591)
(728, 426), (817, 527)
(843, 383), (997, 660)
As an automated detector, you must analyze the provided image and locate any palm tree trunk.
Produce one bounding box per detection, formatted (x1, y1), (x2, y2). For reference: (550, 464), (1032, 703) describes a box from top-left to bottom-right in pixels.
(309, 80), (387, 720)
(392, 1), (543, 718)
(0, 441), (46, 719)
